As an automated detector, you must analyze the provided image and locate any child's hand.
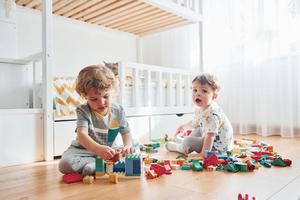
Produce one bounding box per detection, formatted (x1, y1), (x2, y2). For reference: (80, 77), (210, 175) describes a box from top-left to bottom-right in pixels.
(97, 145), (116, 160)
(123, 146), (136, 156)
(175, 125), (185, 135)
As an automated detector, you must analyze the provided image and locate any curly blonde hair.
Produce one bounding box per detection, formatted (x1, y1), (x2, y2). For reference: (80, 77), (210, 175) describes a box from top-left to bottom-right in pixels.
(192, 73), (220, 91)
(75, 65), (117, 96)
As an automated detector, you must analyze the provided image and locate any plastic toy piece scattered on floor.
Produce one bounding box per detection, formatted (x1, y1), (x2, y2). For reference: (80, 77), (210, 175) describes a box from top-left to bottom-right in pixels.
(62, 173), (83, 184)
(238, 193), (256, 200)
(83, 175), (94, 184)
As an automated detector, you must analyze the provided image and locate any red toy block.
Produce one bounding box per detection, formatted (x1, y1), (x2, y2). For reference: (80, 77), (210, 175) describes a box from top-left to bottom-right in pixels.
(283, 159), (292, 166)
(204, 154), (218, 169)
(150, 163), (166, 177)
(62, 173), (83, 184)
(163, 160), (172, 175)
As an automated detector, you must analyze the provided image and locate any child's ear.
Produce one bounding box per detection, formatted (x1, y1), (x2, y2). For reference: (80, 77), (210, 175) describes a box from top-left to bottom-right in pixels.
(213, 92), (218, 100)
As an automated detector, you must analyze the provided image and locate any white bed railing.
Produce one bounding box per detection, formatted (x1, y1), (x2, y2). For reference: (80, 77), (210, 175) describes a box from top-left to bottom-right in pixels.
(118, 62), (194, 116)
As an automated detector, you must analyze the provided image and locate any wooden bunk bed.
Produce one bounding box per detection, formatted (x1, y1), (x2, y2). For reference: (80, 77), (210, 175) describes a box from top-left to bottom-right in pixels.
(2, 0), (202, 163)
(16, 0), (202, 35)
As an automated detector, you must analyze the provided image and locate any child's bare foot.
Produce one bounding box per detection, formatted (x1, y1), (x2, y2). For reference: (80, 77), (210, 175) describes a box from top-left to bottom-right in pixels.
(188, 151), (201, 158)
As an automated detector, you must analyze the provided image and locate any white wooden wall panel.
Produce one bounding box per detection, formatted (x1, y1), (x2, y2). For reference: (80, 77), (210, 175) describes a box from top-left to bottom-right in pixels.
(0, 62), (32, 108)
(53, 120), (76, 156)
(0, 111), (43, 166)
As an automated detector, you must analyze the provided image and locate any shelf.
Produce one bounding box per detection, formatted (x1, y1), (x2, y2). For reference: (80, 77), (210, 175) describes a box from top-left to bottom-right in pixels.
(0, 57), (32, 65)
(16, 0), (202, 36)
(0, 108), (43, 114)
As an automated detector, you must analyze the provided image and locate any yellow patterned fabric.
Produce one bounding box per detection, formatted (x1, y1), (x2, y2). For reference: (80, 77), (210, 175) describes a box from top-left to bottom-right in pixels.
(53, 77), (85, 117)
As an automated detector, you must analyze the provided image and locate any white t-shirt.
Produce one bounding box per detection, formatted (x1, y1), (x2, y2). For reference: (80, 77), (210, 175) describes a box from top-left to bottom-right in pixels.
(192, 102), (234, 152)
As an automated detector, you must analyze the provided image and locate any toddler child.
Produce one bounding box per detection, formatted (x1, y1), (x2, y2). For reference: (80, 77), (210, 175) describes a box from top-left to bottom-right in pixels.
(59, 65), (135, 176)
(166, 73), (233, 158)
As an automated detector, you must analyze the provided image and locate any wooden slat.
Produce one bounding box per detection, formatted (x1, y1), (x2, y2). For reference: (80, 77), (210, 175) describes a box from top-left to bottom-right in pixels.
(108, 7), (162, 29)
(63, 0), (103, 18)
(84, 0), (133, 22)
(96, 3), (149, 25)
(131, 18), (186, 34)
(26, 0), (40, 8)
(115, 11), (171, 31)
(55, 0), (88, 16)
(17, 0), (32, 5)
(15, 0), (199, 36)
(53, 0), (77, 13)
(135, 19), (188, 35)
(123, 15), (180, 33)
(36, 0), (60, 10)
(90, 1), (143, 25)
(72, 0), (118, 20)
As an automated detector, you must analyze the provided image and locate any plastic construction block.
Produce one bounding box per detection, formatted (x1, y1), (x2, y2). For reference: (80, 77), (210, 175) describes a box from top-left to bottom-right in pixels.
(62, 173), (83, 184)
(180, 165), (191, 170)
(112, 150), (122, 163)
(204, 154), (219, 169)
(125, 154), (141, 176)
(271, 157), (287, 167)
(95, 156), (105, 172)
(109, 173), (118, 184)
(259, 159), (272, 168)
(163, 160), (172, 175)
(150, 163), (166, 176)
(206, 165), (216, 171)
(205, 150), (218, 158)
(113, 161), (125, 172)
(83, 175), (94, 184)
(224, 163), (239, 172)
(191, 160), (203, 171)
(283, 159), (292, 166)
(145, 170), (157, 179)
(235, 162), (248, 172)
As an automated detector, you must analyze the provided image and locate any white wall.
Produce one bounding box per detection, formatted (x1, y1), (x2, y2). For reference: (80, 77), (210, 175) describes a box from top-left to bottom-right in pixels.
(0, 0), (17, 58)
(140, 23), (201, 73)
(16, 6), (137, 77)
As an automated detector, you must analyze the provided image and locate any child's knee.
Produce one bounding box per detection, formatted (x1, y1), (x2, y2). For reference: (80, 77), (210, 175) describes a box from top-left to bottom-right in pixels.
(58, 157), (79, 174)
(82, 162), (95, 176)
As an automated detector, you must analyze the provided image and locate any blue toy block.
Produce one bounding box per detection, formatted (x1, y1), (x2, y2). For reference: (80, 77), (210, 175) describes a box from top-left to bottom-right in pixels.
(133, 159), (141, 175)
(125, 154), (141, 176)
(113, 161), (125, 172)
(125, 158), (133, 176)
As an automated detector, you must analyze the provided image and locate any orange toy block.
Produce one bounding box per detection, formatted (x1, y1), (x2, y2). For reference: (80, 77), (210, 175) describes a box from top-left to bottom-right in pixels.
(109, 173), (118, 184)
(145, 170), (157, 179)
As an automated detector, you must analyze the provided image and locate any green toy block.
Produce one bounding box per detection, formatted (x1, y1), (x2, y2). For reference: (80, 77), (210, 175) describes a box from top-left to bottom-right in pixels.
(235, 162), (248, 172)
(191, 160), (203, 171)
(216, 165), (223, 171)
(181, 165), (191, 170)
(224, 163), (239, 172)
(271, 158), (287, 167)
(95, 156), (104, 172)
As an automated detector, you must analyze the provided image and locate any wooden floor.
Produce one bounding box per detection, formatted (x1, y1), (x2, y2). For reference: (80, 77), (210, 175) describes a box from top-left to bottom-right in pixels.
(1, 135), (300, 200)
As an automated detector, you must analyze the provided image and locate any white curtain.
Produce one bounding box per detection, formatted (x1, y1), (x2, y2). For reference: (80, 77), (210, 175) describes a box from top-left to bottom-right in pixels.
(203, 0), (300, 137)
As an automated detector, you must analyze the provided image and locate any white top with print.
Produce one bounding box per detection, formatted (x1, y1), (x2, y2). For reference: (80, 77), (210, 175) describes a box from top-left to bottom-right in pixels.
(192, 102), (234, 153)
